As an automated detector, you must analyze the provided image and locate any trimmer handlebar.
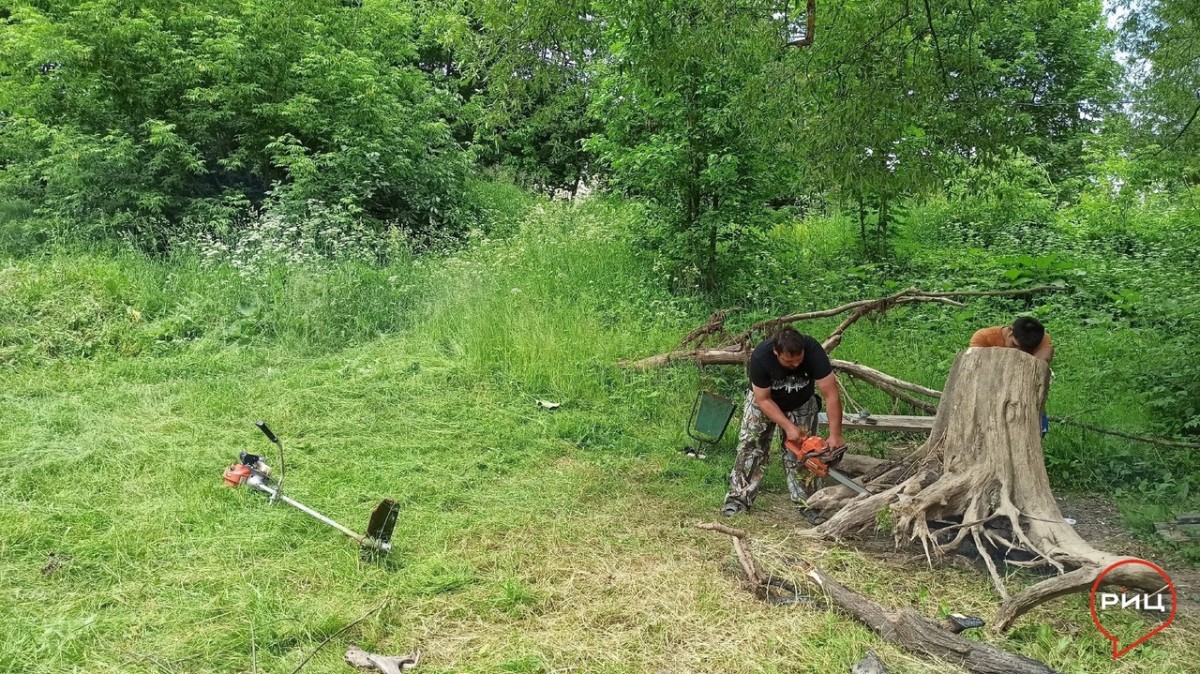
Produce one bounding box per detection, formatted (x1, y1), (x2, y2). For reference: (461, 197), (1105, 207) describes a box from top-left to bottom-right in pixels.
(256, 420), (279, 444)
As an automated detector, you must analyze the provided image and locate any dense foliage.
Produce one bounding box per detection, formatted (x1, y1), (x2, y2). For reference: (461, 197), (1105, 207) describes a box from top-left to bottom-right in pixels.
(0, 0), (473, 247)
(1, 1), (1198, 444)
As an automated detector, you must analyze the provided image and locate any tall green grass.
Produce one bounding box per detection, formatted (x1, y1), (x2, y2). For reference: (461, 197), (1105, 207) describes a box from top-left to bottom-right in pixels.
(1, 190), (1197, 672)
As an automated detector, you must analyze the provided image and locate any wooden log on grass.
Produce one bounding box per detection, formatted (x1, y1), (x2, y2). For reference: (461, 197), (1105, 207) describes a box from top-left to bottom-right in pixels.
(802, 561), (1059, 674)
(697, 523), (1059, 674)
(818, 412), (935, 434)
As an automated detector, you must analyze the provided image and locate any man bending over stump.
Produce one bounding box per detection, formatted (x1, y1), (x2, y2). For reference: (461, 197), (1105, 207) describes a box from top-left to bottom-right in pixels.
(969, 316), (1054, 435)
(722, 328), (845, 523)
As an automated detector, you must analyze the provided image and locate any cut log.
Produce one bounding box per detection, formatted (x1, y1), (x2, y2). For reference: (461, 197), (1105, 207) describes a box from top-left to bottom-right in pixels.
(810, 348), (1170, 631)
(819, 413), (935, 433)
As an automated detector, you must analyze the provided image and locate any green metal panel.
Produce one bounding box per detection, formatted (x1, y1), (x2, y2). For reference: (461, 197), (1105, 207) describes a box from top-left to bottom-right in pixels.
(688, 391), (737, 444)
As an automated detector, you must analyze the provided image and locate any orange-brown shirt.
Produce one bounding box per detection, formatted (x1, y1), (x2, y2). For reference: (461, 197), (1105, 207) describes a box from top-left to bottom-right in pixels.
(969, 326), (1053, 361)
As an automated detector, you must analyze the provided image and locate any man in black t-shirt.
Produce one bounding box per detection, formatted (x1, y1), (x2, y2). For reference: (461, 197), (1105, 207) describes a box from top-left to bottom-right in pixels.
(721, 327), (846, 522)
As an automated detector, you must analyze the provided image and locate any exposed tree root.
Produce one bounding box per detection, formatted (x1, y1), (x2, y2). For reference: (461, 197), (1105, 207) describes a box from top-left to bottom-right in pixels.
(808, 349), (1170, 631)
(697, 523), (1060, 674)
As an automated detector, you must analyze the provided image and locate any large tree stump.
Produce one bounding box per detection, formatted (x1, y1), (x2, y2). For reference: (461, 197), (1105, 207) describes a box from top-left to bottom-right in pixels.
(810, 348), (1169, 631)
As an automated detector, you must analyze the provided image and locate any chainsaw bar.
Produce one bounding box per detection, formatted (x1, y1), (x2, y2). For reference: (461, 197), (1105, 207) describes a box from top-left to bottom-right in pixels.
(828, 468), (869, 496)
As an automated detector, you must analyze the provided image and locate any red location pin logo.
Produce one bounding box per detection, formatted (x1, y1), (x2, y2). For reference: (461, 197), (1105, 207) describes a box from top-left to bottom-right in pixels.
(1089, 559), (1176, 659)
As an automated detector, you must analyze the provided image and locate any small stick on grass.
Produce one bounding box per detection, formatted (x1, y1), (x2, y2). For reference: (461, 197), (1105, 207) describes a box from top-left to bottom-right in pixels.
(290, 602), (387, 674)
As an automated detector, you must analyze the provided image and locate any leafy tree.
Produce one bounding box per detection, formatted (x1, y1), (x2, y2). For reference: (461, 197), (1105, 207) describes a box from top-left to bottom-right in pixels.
(0, 0), (471, 247)
(453, 0), (601, 194)
(585, 0), (796, 290)
(794, 0), (1116, 252)
(1118, 0), (1200, 178)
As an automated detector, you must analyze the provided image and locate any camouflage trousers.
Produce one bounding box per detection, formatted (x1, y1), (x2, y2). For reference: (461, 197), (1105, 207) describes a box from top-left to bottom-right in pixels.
(723, 391), (824, 510)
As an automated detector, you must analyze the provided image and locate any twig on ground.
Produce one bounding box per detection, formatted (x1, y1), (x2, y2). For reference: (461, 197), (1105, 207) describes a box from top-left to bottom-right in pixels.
(290, 602), (387, 674)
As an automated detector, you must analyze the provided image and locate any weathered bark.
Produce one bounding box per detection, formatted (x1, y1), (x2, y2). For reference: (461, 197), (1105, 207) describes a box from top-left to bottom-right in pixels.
(697, 523), (1059, 674)
(804, 562), (1058, 674)
(834, 453), (893, 476)
(810, 348), (1169, 631)
(344, 646), (419, 674)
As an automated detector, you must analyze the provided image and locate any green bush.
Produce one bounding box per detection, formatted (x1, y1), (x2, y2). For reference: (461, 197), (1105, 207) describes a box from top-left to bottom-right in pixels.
(0, 0), (472, 247)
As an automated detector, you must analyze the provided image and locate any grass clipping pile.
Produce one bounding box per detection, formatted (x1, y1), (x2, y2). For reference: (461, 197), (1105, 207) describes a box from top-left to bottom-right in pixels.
(806, 348), (1167, 631)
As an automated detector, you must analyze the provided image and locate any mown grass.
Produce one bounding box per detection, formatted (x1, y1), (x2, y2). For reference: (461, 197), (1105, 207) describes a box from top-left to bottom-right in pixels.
(1, 196), (1197, 673)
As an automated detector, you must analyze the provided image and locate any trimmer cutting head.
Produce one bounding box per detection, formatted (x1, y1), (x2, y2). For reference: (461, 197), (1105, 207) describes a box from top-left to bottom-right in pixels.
(362, 499), (400, 561)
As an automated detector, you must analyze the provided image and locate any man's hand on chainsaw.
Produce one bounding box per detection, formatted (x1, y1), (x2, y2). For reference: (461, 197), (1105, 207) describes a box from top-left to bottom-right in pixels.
(784, 423), (807, 445)
(827, 433), (846, 453)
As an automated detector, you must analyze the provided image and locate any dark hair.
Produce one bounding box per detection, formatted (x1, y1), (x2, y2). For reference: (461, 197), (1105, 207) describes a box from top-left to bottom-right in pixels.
(773, 327), (807, 356)
(1012, 317), (1045, 351)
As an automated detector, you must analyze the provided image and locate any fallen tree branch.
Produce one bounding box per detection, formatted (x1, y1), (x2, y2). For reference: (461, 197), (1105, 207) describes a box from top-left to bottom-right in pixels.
(620, 346), (747, 370)
(736, 286), (1058, 350)
(697, 522), (761, 584)
(696, 523), (1059, 674)
(1050, 417), (1200, 449)
(677, 307), (742, 349)
(624, 344), (1197, 450)
(831, 361), (942, 399)
(803, 560), (1059, 674)
(626, 286), (1061, 372)
(696, 522), (747, 538)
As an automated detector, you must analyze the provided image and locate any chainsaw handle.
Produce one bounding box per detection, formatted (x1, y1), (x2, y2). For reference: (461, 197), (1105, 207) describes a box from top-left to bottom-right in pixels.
(256, 420), (279, 444)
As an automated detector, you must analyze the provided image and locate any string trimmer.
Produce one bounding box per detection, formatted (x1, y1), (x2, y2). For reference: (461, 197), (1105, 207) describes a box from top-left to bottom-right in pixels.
(223, 421), (399, 558)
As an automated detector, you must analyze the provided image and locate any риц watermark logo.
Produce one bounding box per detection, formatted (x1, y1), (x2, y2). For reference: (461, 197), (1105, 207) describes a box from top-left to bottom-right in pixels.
(1089, 559), (1176, 658)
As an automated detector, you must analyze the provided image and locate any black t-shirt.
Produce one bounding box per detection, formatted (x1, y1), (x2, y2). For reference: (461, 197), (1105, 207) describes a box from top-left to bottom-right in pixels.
(747, 336), (833, 411)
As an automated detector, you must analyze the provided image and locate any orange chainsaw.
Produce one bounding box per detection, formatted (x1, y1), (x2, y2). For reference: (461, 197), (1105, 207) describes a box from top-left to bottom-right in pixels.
(784, 436), (869, 495)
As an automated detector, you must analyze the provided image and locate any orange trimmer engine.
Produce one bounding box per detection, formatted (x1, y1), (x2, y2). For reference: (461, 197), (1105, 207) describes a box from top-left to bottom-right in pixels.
(784, 435), (868, 495)
(223, 462), (253, 487)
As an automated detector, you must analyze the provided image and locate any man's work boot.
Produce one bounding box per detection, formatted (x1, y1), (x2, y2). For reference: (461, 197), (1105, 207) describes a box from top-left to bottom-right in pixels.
(721, 501), (746, 517)
(798, 507), (825, 526)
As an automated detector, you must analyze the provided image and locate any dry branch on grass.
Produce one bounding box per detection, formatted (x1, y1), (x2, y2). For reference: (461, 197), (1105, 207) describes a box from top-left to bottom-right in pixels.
(697, 523), (1059, 674)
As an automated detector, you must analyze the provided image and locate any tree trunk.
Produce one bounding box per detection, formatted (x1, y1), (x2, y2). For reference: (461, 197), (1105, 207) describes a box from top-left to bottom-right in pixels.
(810, 348), (1168, 631)
(857, 192), (868, 243)
(877, 192), (890, 239)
